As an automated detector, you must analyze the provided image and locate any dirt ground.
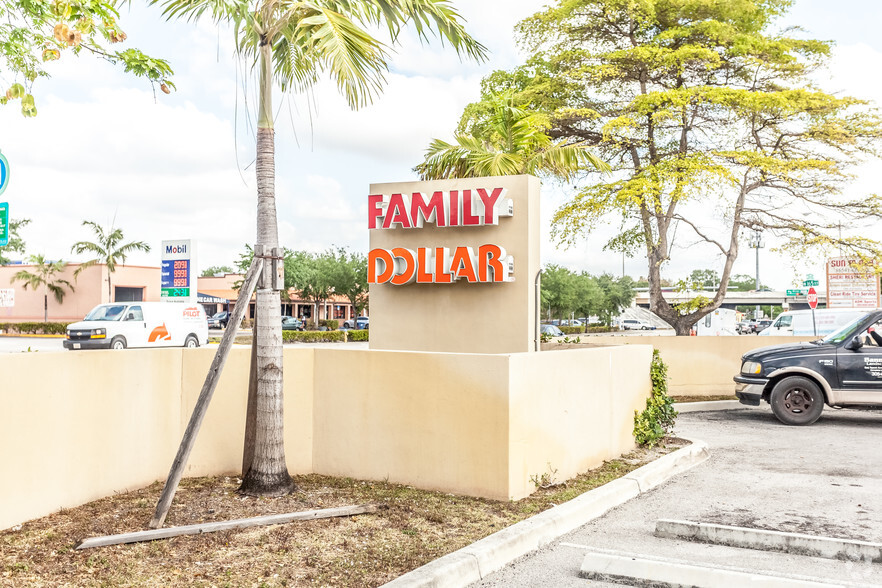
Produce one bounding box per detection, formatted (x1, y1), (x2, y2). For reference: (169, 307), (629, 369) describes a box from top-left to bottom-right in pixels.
(0, 439), (685, 588)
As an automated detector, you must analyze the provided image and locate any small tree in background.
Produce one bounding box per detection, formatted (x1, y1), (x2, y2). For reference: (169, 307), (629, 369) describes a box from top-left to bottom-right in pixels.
(10, 254), (74, 321)
(0, 217), (30, 264)
(201, 265), (233, 277)
(71, 220), (151, 302)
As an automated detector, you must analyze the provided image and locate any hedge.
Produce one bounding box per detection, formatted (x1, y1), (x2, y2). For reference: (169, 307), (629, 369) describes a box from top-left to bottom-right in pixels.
(346, 329), (369, 341)
(0, 322), (71, 335)
(281, 329), (368, 343)
(559, 325), (620, 335)
(282, 330), (345, 343)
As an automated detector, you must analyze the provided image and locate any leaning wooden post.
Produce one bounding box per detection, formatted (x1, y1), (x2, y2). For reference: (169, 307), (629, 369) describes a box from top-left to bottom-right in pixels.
(149, 254), (265, 529)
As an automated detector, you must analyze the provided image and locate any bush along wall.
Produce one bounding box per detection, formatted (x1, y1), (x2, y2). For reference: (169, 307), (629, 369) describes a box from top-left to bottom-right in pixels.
(633, 349), (678, 447)
(0, 322), (70, 335)
(281, 329), (369, 343)
(560, 325), (620, 335)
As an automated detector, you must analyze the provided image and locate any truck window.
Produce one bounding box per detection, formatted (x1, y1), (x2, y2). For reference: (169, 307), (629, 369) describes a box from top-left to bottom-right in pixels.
(777, 315), (792, 328)
(125, 306), (144, 321)
(84, 305), (126, 321)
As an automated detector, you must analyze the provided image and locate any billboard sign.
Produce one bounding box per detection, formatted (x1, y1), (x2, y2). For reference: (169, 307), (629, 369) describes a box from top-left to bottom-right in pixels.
(161, 240), (195, 302)
(826, 257), (880, 309)
(0, 288), (13, 308)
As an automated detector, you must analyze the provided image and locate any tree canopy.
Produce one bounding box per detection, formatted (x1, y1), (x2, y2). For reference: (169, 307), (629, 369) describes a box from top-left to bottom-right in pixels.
(1, 0), (174, 116)
(0, 217), (29, 264)
(469, 0), (882, 334)
(540, 264), (634, 328)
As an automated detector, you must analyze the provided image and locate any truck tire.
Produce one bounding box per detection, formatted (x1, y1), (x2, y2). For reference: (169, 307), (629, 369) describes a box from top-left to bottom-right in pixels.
(184, 335), (199, 348)
(110, 336), (127, 350)
(770, 376), (824, 426)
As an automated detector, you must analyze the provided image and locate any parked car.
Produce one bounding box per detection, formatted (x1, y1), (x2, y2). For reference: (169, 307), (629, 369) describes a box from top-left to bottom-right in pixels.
(281, 316), (304, 331)
(560, 319), (583, 326)
(622, 319), (655, 330)
(540, 324), (564, 337)
(735, 309), (882, 425)
(208, 311), (230, 329)
(736, 320), (757, 334)
(755, 319), (773, 333)
(344, 316), (369, 329)
(64, 302), (208, 350)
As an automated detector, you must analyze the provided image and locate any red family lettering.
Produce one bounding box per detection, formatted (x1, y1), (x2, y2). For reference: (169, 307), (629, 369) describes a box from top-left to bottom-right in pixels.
(368, 188), (512, 230)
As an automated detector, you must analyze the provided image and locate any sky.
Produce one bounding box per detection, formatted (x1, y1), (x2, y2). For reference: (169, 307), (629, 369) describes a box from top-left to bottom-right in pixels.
(1, 0), (881, 290)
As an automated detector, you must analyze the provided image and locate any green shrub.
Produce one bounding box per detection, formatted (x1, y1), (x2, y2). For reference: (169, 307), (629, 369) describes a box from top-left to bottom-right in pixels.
(282, 330), (345, 343)
(347, 329), (369, 342)
(320, 319), (339, 330)
(560, 325), (619, 334)
(634, 349), (678, 447)
(0, 322), (71, 335)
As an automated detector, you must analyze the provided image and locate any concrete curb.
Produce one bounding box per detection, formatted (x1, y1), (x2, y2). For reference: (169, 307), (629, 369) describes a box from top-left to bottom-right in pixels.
(381, 439), (710, 588)
(655, 519), (882, 563)
(0, 333), (65, 339)
(674, 400), (745, 413)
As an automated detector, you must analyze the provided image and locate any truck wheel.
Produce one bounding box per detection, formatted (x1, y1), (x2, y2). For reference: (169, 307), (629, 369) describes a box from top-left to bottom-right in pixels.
(184, 335), (199, 348)
(110, 336), (127, 350)
(770, 376), (824, 426)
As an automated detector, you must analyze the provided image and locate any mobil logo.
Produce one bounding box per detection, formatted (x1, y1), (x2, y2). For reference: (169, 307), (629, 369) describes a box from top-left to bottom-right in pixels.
(165, 244), (187, 254)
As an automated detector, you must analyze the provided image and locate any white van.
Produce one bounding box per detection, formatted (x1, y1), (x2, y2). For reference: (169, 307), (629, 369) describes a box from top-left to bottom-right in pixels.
(696, 308), (737, 336)
(64, 302), (209, 350)
(759, 308), (868, 337)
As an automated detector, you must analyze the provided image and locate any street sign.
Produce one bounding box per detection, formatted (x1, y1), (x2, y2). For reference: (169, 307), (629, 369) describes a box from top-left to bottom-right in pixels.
(0, 151), (8, 197)
(786, 289), (804, 296)
(803, 280), (819, 287)
(807, 286), (818, 309)
(0, 202), (8, 247)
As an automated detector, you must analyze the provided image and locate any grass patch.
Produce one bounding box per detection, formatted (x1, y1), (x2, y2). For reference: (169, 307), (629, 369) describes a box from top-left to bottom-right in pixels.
(673, 395), (737, 403)
(0, 439), (684, 587)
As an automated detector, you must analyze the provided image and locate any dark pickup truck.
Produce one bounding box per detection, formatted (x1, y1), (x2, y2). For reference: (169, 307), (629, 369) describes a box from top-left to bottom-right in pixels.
(735, 309), (882, 425)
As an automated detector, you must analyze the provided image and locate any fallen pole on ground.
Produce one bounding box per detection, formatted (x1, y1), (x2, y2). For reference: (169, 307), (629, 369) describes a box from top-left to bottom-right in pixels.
(77, 503), (384, 549)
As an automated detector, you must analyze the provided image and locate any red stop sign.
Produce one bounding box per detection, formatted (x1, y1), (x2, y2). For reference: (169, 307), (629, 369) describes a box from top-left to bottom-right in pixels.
(808, 286), (818, 309)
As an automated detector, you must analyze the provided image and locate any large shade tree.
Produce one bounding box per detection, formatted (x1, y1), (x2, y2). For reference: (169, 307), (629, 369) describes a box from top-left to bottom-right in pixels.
(150, 0), (486, 496)
(71, 220), (151, 302)
(10, 254), (74, 321)
(468, 0), (882, 334)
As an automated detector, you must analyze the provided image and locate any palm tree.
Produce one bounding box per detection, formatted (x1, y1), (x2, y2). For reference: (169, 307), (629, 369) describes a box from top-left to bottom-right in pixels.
(415, 94), (609, 180)
(10, 254), (75, 322)
(150, 0), (486, 496)
(71, 220), (151, 302)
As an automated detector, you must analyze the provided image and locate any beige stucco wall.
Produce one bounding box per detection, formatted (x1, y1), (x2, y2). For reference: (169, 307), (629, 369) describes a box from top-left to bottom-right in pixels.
(368, 175), (541, 354)
(0, 344), (651, 529)
(507, 345), (652, 498)
(584, 335), (816, 396)
(0, 263), (161, 323)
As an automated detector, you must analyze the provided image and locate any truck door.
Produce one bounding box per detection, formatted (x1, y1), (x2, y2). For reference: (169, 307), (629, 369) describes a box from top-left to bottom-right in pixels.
(119, 305), (148, 348)
(836, 319), (882, 402)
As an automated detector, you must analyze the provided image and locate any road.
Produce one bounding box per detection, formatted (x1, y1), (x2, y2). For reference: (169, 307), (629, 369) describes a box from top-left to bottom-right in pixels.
(473, 407), (882, 587)
(0, 336), (368, 353)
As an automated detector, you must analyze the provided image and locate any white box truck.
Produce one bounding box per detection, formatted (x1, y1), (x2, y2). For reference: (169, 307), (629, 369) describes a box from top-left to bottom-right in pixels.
(759, 308), (868, 337)
(64, 302), (208, 350)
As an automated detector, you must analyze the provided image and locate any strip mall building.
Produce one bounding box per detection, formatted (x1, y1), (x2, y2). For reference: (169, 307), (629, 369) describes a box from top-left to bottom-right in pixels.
(0, 263), (359, 323)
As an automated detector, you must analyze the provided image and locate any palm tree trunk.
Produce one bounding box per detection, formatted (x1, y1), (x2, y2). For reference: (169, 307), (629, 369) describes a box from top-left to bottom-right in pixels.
(239, 38), (294, 497)
(43, 292), (48, 323)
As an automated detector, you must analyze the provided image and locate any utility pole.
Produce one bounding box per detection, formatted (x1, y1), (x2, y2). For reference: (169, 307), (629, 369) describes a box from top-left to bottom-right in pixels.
(748, 229), (764, 319)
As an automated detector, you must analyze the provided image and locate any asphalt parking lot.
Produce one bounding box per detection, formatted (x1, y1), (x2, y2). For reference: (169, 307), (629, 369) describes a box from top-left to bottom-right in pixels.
(473, 407), (882, 587)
